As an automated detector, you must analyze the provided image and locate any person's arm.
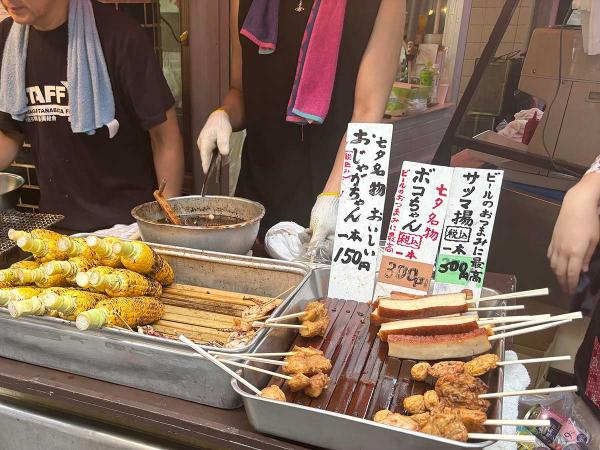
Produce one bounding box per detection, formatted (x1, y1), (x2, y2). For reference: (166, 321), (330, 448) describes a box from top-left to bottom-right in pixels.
(149, 107), (184, 198)
(323, 0), (405, 193)
(548, 159), (600, 293)
(0, 129), (22, 169)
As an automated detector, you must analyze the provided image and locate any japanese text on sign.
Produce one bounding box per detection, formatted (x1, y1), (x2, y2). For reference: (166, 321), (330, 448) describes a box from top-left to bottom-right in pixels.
(328, 123), (393, 302)
(433, 168), (503, 298)
(378, 162), (453, 296)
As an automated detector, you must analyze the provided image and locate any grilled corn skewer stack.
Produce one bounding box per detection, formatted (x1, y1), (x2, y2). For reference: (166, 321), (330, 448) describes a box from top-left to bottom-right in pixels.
(8, 287), (71, 318)
(85, 236), (123, 268)
(42, 289), (107, 321)
(76, 296), (165, 330)
(113, 241), (174, 285)
(57, 236), (97, 260)
(17, 236), (68, 263)
(87, 269), (162, 297)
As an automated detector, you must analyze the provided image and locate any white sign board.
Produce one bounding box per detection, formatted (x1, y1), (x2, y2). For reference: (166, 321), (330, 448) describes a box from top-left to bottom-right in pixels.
(328, 123), (393, 302)
(378, 162), (453, 296)
(433, 168), (504, 298)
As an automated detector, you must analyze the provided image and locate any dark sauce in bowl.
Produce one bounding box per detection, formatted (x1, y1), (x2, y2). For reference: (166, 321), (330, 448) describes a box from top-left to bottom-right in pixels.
(157, 214), (243, 227)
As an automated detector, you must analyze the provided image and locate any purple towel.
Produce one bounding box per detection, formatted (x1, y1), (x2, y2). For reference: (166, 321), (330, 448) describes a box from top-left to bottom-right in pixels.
(241, 0), (348, 124)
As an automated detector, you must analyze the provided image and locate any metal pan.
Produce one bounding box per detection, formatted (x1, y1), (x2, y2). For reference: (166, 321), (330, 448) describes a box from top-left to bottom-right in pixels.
(0, 243), (311, 408)
(232, 268), (507, 450)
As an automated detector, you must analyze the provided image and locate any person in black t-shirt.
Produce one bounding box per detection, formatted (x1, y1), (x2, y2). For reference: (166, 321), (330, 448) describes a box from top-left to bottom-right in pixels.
(0, 0), (184, 232)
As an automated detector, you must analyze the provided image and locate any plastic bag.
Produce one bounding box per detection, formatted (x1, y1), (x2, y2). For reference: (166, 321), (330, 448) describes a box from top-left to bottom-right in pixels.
(264, 222), (333, 264)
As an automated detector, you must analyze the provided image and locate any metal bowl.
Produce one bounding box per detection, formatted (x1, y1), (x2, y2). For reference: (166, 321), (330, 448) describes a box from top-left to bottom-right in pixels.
(131, 195), (265, 255)
(0, 173), (24, 210)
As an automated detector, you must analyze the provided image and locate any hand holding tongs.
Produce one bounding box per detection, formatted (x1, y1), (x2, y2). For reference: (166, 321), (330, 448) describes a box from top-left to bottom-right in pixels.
(201, 149), (221, 197)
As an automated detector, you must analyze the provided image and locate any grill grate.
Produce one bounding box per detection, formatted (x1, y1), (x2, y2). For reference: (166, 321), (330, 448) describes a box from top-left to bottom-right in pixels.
(0, 211), (64, 255)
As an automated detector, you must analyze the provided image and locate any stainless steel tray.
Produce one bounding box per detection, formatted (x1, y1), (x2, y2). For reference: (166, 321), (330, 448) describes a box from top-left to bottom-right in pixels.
(233, 268), (507, 450)
(0, 243), (311, 408)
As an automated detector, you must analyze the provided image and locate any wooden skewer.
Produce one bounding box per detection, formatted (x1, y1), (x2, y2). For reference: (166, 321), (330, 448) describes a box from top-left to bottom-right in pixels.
(469, 305), (525, 312)
(178, 335), (261, 395)
(493, 312), (583, 332)
(477, 314), (551, 324)
(468, 288), (549, 304)
(252, 321), (306, 329)
(218, 359), (292, 380)
(467, 433), (536, 443)
(479, 385), (578, 399)
(153, 180), (181, 225)
(214, 353), (288, 366)
(210, 351), (297, 358)
(489, 319), (573, 341)
(497, 356), (571, 366)
(483, 419), (550, 427)
(272, 285), (296, 300)
(266, 311), (307, 323)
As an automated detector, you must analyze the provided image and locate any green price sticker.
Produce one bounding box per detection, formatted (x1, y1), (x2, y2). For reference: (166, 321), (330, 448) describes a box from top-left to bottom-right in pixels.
(434, 254), (486, 288)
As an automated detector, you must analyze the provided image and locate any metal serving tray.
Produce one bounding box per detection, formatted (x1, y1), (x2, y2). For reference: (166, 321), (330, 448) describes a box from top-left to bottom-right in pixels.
(233, 268), (506, 450)
(0, 243), (311, 408)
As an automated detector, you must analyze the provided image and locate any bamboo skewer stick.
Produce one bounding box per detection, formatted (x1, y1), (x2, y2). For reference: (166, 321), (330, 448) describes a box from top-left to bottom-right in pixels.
(488, 319), (573, 341)
(467, 434), (536, 443)
(492, 312), (582, 333)
(217, 359), (292, 380)
(214, 353), (288, 366)
(468, 288), (549, 304)
(179, 335), (262, 395)
(497, 356), (571, 366)
(483, 419), (550, 427)
(479, 385), (578, 399)
(266, 311), (307, 323)
(165, 283), (277, 304)
(252, 321), (306, 330)
(469, 305), (525, 312)
(210, 351), (296, 358)
(477, 314), (551, 324)
(161, 292), (257, 307)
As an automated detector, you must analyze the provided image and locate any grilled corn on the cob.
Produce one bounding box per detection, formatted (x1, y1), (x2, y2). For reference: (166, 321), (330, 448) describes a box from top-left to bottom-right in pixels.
(42, 289), (107, 321)
(0, 261), (41, 288)
(8, 296), (46, 318)
(85, 236), (122, 268)
(76, 296), (165, 330)
(75, 266), (116, 290)
(113, 241), (174, 285)
(0, 286), (42, 306)
(18, 268), (70, 288)
(10, 260), (40, 270)
(43, 257), (98, 280)
(17, 236), (68, 263)
(9, 229), (64, 243)
(89, 269), (163, 297)
(57, 236), (97, 259)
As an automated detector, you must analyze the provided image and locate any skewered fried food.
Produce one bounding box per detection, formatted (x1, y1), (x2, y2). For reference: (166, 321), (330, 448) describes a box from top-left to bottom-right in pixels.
(423, 390), (440, 411)
(454, 407), (487, 433)
(411, 362), (431, 382)
(373, 410), (419, 431)
(403, 394), (427, 415)
(282, 351), (332, 376)
(300, 317), (328, 337)
(435, 373), (490, 412)
(287, 373), (311, 392)
(304, 372), (330, 398)
(260, 385), (286, 402)
(420, 408), (469, 442)
(377, 290), (472, 320)
(464, 353), (500, 377)
(293, 346), (323, 356)
(428, 361), (465, 378)
(410, 412), (431, 428)
(303, 301), (327, 322)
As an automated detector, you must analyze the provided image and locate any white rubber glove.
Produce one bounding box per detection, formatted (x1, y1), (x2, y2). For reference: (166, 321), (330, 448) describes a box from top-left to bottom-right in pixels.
(306, 193), (339, 262)
(197, 109), (232, 174)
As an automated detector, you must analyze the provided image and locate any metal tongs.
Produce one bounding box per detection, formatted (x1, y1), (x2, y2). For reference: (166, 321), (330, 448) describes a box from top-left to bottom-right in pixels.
(201, 149), (221, 197)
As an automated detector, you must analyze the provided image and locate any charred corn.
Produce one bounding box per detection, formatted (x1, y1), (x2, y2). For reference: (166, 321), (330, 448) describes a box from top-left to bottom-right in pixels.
(75, 266), (116, 290)
(0, 287), (42, 306)
(85, 236), (122, 268)
(113, 241), (174, 285)
(43, 257), (98, 281)
(42, 289), (107, 321)
(76, 296), (165, 330)
(88, 269), (162, 297)
(10, 260), (40, 270)
(17, 236), (68, 263)
(57, 236), (97, 259)
(18, 268), (70, 288)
